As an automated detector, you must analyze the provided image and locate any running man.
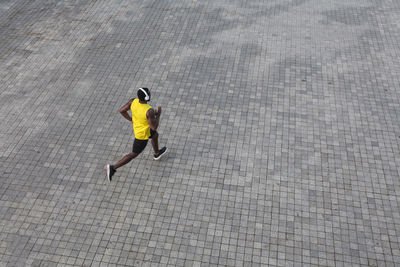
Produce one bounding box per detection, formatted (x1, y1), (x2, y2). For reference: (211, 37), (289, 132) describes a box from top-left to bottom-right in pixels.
(106, 87), (167, 181)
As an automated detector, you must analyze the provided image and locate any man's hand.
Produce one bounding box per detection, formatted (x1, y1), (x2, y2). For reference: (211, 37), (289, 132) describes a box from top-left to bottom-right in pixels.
(155, 106), (162, 117)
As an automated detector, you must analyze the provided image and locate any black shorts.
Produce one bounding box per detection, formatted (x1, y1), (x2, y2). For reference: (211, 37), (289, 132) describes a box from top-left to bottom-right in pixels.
(132, 129), (156, 154)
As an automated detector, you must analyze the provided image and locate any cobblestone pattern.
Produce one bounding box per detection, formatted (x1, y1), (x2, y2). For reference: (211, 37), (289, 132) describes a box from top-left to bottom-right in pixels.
(1, 0), (400, 266)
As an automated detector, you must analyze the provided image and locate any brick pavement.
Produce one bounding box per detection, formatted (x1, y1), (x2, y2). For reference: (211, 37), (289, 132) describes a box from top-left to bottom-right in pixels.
(1, 0), (400, 266)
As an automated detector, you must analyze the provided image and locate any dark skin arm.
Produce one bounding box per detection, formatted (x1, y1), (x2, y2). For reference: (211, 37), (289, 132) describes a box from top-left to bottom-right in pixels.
(119, 98), (135, 122)
(147, 106), (162, 131)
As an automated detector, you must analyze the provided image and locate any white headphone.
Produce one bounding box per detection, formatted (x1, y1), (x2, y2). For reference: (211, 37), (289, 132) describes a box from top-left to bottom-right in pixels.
(139, 88), (150, 101)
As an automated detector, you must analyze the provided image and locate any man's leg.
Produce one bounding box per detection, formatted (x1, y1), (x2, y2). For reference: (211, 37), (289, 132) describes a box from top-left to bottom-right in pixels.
(113, 152), (138, 169)
(150, 130), (167, 160)
(107, 152), (138, 181)
(106, 139), (148, 181)
(115, 138), (148, 169)
(150, 131), (159, 155)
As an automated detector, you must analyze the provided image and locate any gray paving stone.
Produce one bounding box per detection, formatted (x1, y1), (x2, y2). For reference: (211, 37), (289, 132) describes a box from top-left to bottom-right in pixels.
(1, 0), (400, 266)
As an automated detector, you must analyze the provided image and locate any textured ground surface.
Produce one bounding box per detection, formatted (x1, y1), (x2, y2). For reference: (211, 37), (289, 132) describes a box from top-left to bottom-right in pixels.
(1, 0), (400, 266)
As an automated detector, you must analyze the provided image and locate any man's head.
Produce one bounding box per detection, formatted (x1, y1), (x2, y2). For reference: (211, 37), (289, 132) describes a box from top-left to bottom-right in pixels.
(137, 87), (150, 102)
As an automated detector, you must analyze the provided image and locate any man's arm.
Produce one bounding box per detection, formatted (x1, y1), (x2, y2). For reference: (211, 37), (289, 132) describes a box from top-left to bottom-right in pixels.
(119, 98), (135, 122)
(147, 106), (162, 131)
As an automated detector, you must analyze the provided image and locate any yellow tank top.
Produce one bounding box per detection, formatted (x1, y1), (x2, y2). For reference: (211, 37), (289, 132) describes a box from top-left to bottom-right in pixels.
(131, 98), (152, 140)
